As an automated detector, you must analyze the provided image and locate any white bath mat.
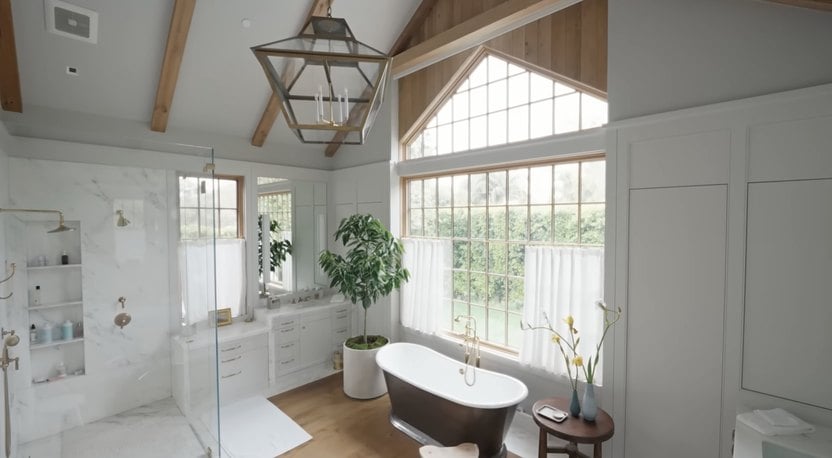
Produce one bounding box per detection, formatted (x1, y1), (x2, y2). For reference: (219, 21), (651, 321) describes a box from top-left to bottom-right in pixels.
(213, 396), (312, 458)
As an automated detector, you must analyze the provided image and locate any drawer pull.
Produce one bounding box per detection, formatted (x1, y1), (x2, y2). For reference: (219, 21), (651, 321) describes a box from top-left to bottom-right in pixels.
(334, 328), (347, 334)
(221, 355), (242, 364)
(222, 370), (242, 379)
(335, 313), (348, 319)
(335, 308), (347, 314)
(280, 321), (294, 326)
(280, 343), (295, 349)
(280, 327), (295, 333)
(221, 344), (242, 352)
(280, 359), (295, 365)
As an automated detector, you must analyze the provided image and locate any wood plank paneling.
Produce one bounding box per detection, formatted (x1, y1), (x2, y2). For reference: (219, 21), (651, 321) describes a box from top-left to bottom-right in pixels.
(397, 0), (607, 139)
(580, 0), (607, 92)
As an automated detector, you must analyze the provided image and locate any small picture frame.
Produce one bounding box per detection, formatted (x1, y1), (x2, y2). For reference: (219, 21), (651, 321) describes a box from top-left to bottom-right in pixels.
(215, 308), (232, 327)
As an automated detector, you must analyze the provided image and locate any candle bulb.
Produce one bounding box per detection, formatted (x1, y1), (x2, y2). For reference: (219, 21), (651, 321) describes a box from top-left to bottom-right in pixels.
(339, 95), (344, 124)
(344, 88), (349, 123)
(315, 94), (321, 123)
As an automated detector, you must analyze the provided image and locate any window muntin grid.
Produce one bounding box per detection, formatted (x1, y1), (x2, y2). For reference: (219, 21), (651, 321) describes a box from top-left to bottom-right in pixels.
(405, 158), (605, 350)
(407, 55), (608, 160)
(179, 176), (242, 240)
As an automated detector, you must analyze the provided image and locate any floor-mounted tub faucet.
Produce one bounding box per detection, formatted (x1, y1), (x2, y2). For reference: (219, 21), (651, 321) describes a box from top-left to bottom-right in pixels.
(454, 315), (480, 386)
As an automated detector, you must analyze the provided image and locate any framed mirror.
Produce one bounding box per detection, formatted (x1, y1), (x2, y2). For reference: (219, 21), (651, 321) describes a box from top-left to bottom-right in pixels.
(256, 177), (327, 298)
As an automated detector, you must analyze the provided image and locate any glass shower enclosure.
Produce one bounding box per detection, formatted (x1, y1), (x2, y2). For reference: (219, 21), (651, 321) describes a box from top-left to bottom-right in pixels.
(0, 148), (223, 457)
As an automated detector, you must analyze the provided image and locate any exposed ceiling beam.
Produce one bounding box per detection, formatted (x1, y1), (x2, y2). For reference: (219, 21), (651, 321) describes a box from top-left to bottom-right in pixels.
(325, 0), (437, 157)
(250, 0), (331, 147)
(150, 0), (196, 132)
(0, 0), (22, 112)
(765, 0), (832, 10)
(392, 0), (582, 79)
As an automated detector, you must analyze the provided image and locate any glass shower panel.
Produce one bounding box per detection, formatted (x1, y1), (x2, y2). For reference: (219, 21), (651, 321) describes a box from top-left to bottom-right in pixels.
(0, 147), (221, 457)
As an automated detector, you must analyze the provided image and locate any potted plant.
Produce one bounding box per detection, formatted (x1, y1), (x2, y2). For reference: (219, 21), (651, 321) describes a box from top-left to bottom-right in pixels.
(319, 214), (409, 399)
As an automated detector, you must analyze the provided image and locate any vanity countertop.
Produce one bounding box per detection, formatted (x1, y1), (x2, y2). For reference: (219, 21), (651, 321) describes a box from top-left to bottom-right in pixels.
(172, 298), (352, 350)
(253, 296), (352, 322)
(173, 320), (269, 350)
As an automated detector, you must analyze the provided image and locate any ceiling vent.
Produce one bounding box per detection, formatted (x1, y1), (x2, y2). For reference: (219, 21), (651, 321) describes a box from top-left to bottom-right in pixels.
(45, 0), (98, 44)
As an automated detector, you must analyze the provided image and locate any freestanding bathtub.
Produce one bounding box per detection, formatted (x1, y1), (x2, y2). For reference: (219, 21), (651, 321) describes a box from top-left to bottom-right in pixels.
(376, 342), (528, 458)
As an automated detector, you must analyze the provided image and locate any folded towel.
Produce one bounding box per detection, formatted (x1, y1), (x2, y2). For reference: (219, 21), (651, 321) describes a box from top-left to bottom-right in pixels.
(738, 411), (815, 436)
(755, 408), (800, 427)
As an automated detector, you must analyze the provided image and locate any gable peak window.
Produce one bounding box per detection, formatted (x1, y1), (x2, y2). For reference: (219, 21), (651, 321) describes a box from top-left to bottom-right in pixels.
(405, 52), (607, 160)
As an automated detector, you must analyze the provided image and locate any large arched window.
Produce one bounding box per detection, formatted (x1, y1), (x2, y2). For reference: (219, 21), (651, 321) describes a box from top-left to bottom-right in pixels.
(405, 51), (607, 160)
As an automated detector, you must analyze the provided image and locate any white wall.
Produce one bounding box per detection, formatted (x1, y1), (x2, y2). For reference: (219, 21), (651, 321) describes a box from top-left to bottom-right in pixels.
(608, 0), (832, 121)
(328, 162), (393, 339)
(607, 83), (832, 458)
(0, 122), (13, 456)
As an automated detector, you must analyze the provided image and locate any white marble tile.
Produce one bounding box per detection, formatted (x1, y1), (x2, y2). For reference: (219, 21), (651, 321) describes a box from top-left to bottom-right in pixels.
(7, 158), (177, 442)
(18, 397), (206, 458)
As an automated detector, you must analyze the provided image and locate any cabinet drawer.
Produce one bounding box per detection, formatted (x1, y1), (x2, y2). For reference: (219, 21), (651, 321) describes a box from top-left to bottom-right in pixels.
(276, 340), (298, 357)
(219, 334), (267, 358)
(276, 354), (299, 375)
(272, 317), (298, 331)
(220, 347), (268, 397)
(332, 326), (349, 345)
(276, 324), (299, 343)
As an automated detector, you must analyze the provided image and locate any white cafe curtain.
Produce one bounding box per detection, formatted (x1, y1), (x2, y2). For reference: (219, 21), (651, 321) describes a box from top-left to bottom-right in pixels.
(400, 238), (451, 335)
(179, 238), (246, 325)
(520, 246), (605, 381)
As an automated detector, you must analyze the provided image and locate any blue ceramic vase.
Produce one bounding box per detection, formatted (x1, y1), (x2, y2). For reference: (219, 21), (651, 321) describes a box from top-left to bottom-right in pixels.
(569, 388), (581, 417)
(582, 384), (598, 422)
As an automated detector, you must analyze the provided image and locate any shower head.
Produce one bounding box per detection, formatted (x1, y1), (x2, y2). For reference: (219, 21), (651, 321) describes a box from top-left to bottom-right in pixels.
(1, 329), (18, 347)
(116, 210), (130, 227)
(3, 334), (18, 347)
(47, 213), (75, 233)
(0, 208), (74, 234)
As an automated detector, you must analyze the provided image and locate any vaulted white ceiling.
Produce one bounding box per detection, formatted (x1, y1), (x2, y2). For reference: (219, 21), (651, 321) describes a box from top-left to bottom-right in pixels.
(1, 0), (421, 168)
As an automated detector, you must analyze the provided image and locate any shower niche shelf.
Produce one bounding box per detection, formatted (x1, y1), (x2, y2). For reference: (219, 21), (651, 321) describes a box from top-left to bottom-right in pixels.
(26, 264), (82, 271)
(24, 220), (85, 384)
(30, 337), (84, 351)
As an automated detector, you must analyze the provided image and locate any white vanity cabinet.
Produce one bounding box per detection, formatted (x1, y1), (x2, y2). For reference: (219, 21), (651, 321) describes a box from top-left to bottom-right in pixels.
(268, 301), (352, 381)
(217, 334), (268, 400)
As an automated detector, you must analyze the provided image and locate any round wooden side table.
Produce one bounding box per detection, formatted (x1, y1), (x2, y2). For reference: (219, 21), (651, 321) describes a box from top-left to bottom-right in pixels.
(532, 397), (614, 458)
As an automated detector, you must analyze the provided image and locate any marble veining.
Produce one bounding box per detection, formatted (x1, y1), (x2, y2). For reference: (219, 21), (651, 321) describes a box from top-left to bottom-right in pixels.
(18, 397), (206, 458)
(6, 158), (182, 443)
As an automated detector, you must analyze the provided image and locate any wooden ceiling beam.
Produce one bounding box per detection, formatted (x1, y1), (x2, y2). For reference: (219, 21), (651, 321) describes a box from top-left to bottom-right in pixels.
(0, 0), (22, 112)
(765, 0), (832, 10)
(325, 0), (437, 157)
(392, 0), (582, 79)
(250, 0), (331, 147)
(150, 0), (196, 132)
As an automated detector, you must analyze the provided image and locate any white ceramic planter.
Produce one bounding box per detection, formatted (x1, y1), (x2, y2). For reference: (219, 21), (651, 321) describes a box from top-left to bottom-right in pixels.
(343, 341), (387, 399)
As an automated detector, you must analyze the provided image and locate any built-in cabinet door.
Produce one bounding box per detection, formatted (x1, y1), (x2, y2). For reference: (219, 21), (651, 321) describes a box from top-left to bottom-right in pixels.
(743, 179), (832, 410)
(625, 185), (727, 458)
(300, 315), (332, 367)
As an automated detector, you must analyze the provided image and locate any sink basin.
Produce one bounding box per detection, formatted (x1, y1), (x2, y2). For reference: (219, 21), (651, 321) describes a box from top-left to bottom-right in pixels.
(763, 441), (816, 458)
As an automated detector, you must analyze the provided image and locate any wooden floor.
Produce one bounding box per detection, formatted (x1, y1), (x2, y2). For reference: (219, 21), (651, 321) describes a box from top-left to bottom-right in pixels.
(269, 373), (420, 457)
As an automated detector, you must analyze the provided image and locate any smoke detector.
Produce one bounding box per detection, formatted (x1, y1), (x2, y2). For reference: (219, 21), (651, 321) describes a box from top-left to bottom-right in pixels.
(45, 0), (98, 44)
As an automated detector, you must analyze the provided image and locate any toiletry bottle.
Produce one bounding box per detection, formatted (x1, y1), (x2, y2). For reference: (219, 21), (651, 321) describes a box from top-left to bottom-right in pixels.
(61, 251), (69, 265)
(41, 322), (53, 344)
(33, 285), (41, 306)
(55, 361), (67, 379)
(30, 324), (37, 344)
(62, 320), (73, 340)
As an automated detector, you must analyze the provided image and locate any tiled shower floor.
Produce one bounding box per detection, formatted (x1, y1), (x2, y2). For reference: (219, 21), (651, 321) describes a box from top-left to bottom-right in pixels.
(18, 398), (206, 458)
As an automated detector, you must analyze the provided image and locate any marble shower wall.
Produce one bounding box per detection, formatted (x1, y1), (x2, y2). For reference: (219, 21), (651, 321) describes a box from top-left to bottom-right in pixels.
(7, 157), (176, 443)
